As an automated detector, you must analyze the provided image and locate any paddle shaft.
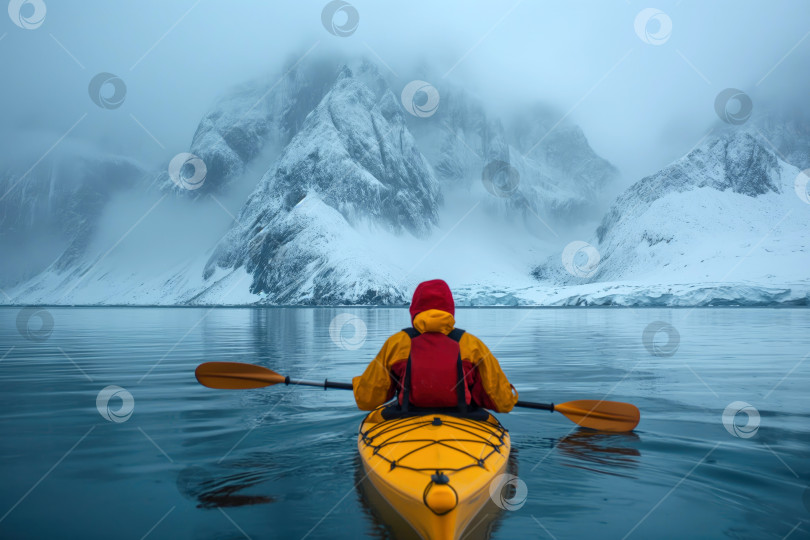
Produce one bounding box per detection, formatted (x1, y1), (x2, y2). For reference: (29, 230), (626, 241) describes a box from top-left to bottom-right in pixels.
(515, 400), (554, 412)
(284, 376), (353, 391)
(284, 378), (632, 430)
(283, 378), (556, 411)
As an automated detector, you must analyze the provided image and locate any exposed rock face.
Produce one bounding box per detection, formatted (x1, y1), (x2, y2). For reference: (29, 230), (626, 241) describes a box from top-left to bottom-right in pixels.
(203, 68), (440, 302)
(414, 96), (619, 222)
(754, 111), (810, 171)
(175, 58), (392, 194)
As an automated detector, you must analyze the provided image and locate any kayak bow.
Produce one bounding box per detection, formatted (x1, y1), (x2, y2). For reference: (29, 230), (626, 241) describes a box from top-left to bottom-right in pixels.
(358, 409), (510, 540)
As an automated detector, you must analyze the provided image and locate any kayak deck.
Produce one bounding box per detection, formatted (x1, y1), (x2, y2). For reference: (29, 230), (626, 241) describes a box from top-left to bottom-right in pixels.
(358, 408), (510, 540)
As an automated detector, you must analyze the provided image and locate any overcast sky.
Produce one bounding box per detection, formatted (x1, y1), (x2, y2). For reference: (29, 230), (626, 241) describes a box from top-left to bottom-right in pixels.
(2, 0), (809, 184)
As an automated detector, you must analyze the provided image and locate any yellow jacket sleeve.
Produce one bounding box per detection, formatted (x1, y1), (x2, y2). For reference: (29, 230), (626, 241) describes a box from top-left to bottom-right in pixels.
(461, 333), (519, 412)
(352, 332), (410, 411)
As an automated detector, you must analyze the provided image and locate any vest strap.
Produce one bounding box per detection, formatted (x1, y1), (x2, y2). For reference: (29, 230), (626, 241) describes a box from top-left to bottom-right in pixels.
(402, 327), (465, 341)
(449, 328), (467, 412)
(402, 327), (421, 339)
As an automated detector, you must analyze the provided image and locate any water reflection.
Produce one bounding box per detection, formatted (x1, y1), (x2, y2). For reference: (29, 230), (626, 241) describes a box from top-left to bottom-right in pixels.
(556, 429), (642, 478)
(2, 307), (806, 539)
(177, 464), (276, 509)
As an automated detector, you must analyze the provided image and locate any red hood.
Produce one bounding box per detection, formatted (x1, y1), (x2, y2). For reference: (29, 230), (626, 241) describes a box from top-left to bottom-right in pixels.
(409, 279), (455, 320)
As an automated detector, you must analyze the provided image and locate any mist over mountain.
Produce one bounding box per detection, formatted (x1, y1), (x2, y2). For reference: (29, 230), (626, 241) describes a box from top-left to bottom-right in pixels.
(3, 51), (630, 305)
(1, 1), (809, 306)
(0, 138), (147, 285)
(531, 130), (809, 306)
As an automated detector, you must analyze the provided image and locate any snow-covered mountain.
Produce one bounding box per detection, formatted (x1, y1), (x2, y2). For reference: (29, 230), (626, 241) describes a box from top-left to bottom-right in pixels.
(3, 55), (620, 305)
(2, 54), (806, 307)
(201, 67), (440, 304)
(530, 131), (809, 306)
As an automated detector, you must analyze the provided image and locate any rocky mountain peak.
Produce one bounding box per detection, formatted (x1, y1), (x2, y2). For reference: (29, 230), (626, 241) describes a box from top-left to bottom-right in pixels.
(596, 131), (782, 244)
(203, 71), (440, 301)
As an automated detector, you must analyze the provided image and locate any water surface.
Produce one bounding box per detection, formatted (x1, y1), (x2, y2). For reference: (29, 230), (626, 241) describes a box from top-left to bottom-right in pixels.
(0, 307), (808, 539)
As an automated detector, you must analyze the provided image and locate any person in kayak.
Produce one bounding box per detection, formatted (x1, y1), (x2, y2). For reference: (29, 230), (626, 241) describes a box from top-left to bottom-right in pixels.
(353, 279), (518, 413)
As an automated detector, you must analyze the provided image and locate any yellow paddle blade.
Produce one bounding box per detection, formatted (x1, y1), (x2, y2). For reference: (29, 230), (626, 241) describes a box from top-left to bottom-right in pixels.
(195, 362), (285, 389)
(554, 400), (640, 432)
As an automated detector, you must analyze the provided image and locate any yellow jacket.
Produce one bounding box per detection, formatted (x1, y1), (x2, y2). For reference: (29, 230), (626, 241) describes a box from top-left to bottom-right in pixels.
(352, 309), (518, 412)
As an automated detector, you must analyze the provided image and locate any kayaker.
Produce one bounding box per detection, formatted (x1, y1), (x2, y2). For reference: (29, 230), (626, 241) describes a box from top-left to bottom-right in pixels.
(353, 279), (518, 413)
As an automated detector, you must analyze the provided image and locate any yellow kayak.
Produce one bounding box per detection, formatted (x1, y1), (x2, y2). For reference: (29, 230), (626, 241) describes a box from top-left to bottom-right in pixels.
(358, 408), (510, 540)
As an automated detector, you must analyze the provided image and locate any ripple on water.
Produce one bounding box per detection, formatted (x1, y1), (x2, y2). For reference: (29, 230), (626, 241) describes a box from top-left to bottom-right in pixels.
(0, 307), (808, 540)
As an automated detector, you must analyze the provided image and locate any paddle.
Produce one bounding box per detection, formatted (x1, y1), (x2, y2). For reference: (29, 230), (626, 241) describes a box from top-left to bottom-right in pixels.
(195, 361), (353, 390)
(195, 362), (640, 432)
(514, 399), (640, 433)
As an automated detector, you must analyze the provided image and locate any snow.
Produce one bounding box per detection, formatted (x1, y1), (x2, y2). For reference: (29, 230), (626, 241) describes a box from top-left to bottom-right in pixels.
(2, 58), (807, 308)
(529, 131), (809, 306)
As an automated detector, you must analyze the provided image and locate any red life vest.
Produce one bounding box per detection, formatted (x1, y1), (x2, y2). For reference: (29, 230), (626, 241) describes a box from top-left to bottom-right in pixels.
(397, 327), (472, 410)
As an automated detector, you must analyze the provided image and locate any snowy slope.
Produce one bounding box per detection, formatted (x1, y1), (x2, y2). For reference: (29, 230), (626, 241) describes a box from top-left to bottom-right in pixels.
(530, 131), (809, 305)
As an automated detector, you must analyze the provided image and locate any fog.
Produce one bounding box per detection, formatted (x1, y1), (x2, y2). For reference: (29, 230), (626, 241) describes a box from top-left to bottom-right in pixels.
(2, 1), (809, 183)
(2, 0), (810, 298)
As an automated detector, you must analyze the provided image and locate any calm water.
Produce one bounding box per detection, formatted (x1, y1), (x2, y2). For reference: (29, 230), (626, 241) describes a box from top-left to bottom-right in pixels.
(0, 307), (808, 540)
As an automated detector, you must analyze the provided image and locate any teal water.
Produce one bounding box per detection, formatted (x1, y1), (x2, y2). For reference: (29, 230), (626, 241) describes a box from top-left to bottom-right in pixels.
(0, 307), (808, 539)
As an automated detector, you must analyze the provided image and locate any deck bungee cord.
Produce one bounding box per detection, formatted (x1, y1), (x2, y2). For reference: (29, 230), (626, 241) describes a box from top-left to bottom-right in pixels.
(359, 410), (508, 474)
